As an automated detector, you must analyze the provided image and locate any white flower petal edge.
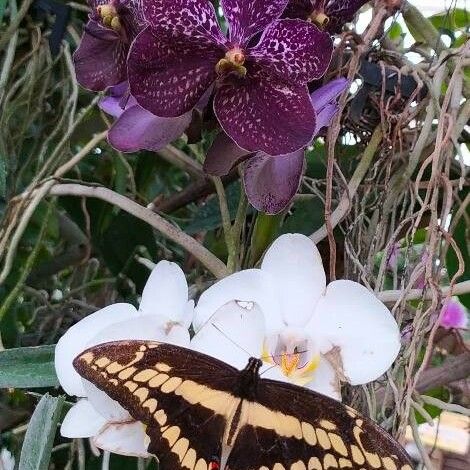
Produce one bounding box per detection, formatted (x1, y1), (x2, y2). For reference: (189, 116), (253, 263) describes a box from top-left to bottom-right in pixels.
(92, 421), (150, 458)
(191, 301), (265, 370)
(261, 233), (326, 326)
(54, 303), (137, 396)
(193, 269), (283, 334)
(61, 399), (108, 438)
(83, 314), (191, 423)
(139, 260), (190, 322)
(307, 280), (400, 385)
(304, 358), (341, 401)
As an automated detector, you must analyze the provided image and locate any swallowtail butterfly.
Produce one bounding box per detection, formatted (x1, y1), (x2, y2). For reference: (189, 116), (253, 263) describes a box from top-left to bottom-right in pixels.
(74, 340), (413, 470)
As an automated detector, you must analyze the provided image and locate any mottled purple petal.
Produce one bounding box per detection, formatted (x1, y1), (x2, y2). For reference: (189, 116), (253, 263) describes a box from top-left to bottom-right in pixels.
(143, 0), (225, 44)
(128, 26), (223, 117)
(322, 0), (369, 34)
(283, 0), (313, 19)
(221, 0), (288, 44)
(214, 64), (316, 155)
(243, 150), (305, 214)
(108, 105), (192, 152)
(310, 77), (349, 110)
(204, 132), (251, 176)
(73, 20), (127, 91)
(250, 19), (332, 82)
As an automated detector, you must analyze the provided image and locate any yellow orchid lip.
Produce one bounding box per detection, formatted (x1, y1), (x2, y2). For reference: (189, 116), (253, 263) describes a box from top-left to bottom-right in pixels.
(215, 47), (247, 78)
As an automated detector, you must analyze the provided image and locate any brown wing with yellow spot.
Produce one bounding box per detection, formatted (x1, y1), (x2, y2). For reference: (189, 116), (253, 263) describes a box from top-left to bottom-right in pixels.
(73, 340), (241, 470)
(226, 379), (413, 470)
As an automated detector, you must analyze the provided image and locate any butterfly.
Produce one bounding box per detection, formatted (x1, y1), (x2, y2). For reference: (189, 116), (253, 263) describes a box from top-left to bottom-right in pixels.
(73, 340), (414, 470)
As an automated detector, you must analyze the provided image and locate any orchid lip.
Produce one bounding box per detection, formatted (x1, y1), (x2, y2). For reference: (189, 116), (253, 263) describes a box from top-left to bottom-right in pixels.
(215, 47), (247, 78)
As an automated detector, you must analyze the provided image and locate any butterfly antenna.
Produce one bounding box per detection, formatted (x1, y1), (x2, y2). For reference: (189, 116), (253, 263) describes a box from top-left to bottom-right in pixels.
(210, 322), (252, 358)
(259, 364), (278, 377)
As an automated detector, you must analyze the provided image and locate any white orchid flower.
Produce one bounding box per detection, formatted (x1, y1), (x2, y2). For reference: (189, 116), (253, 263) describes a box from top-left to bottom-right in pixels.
(192, 233), (400, 400)
(55, 261), (193, 457)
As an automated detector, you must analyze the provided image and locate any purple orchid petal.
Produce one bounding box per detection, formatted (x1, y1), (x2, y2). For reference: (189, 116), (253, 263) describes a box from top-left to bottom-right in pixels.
(108, 105), (192, 152)
(250, 19), (332, 82)
(322, 0), (369, 34)
(283, 0), (313, 19)
(243, 150), (305, 214)
(214, 64), (316, 155)
(73, 20), (128, 91)
(204, 132), (251, 176)
(310, 77), (349, 110)
(128, 26), (224, 117)
(221, 0), (289, 44)
(98, 82), (132, 118)
(143, 0), (225, 44)
(439, 298), (468, 330)
(314, 103), (339, 134)
(284, 0), (369, 34)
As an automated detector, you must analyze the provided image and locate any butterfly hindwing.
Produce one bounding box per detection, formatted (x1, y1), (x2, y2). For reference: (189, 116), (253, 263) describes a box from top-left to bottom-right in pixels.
(73, 340), (241, 469)
(226, 378), (413, 470)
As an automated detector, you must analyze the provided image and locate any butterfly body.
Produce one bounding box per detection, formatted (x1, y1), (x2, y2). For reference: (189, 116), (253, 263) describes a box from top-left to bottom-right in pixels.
(73, 340), (414, 470)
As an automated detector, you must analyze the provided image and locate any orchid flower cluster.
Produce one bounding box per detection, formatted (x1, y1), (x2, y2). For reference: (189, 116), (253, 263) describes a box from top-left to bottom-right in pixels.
(75, 0), (368, 213)
(55, 234), (402, 457)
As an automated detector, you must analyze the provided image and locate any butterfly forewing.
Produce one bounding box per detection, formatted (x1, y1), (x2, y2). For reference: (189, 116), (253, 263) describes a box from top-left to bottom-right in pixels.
(73, 340), (414, 470)
(73, 340), (241, 469)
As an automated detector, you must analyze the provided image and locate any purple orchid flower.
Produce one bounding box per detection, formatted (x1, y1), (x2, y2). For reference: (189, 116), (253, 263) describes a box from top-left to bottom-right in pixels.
(204, 77), (349, 214)
(439, 298), (468, 330)
(99, 83), (193, 152)
(74, 0), (143, 91)
(284, 0), (369, 34)
(127, 0), (333, 156)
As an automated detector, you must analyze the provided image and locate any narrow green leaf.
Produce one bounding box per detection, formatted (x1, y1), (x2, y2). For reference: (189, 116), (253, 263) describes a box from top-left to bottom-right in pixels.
(0, 345), (58, 388)
(19, 394), (65, 470)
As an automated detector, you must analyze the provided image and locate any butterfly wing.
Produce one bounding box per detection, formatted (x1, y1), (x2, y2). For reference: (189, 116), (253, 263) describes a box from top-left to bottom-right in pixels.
(73, 340), (241, 469)
(226, 378), (413, 470)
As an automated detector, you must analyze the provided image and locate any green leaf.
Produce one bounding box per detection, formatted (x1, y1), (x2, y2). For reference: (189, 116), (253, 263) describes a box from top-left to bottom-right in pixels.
(0, 345), (58, 388)
(430, 8), (469, 30)
(249, 213), (283, 266)
(19, 393), (65, 470)
(415, 387), (449, 425)
(185, 183), (241, 234)
(280, 198), (324, 236)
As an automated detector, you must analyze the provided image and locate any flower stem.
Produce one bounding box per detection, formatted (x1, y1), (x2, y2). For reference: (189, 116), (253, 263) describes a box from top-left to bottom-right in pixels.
(249, 213), (282, 267)
(211, 176), (237, 273)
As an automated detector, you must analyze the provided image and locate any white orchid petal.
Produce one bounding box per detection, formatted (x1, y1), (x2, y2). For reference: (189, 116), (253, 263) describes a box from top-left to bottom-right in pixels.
(93, 421), (150, 457)
(83, 380), (131, 422)
(139, 261), (188, 321)
(181, 300), (195, 329)
(54, 303), (137, 396)
(193, 269), (283, 334)
(87, 315), (169, 345)
(261, 234), (326, 326)
(60, 399), (108, 438)
(191, 301), (265, 370)
(308, 280), (400, 385)
(165, 324), (191, 347)
(305, 358), (341, 401)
